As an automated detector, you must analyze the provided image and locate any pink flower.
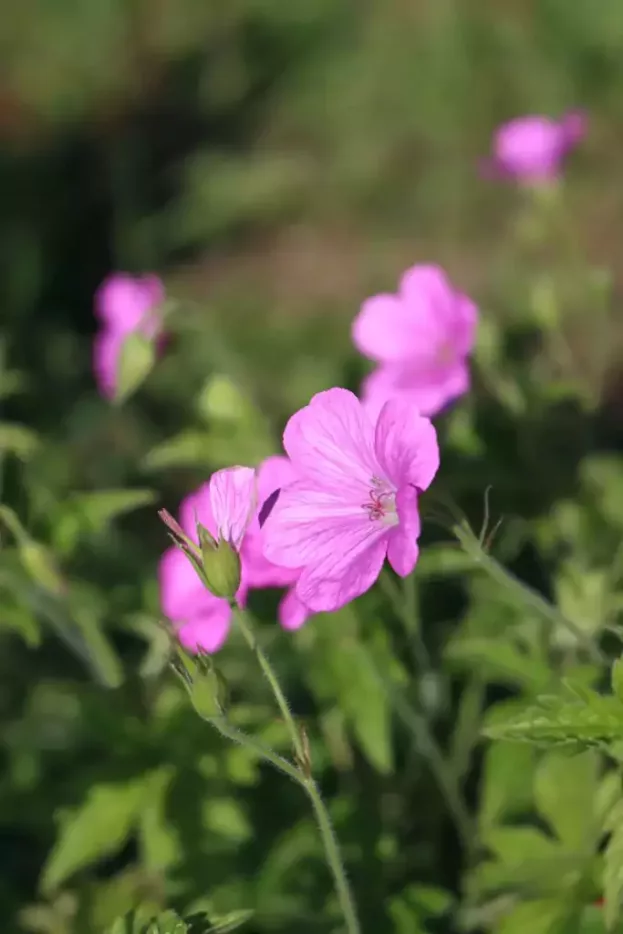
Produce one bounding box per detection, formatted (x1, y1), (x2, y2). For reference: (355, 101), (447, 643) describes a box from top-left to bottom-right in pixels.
(159, 461), (311, 653)
(262, 388), (439, 612)
(484, 111), (586, 183)
(93, 273), (164, 398)
(352, 265), (478, 419)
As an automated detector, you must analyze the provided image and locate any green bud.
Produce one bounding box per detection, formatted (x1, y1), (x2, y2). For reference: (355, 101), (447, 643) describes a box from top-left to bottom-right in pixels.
(114, 332), (155, 405)
(198, 524), (241, 600)
(172, 650), (229, 718)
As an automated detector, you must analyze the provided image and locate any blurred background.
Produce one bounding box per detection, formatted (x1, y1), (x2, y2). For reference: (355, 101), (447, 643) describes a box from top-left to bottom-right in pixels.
(3, 1), (623, 932)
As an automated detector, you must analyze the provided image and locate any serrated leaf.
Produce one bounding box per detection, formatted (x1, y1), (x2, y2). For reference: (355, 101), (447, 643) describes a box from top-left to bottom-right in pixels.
(114, 333), (155, 405)
(206, 909), (253, 933)
(42, 777), (149, 892)
(447, 638), (551, 692)
(484, 692), (623, 749)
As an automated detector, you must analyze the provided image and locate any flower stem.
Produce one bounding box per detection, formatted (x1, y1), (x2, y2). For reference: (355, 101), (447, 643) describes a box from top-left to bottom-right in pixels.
(232, 608), (361, 934)
(303, 778), (362, 934)
(234, 607), (306, 764)
(452, 521), (607, 665)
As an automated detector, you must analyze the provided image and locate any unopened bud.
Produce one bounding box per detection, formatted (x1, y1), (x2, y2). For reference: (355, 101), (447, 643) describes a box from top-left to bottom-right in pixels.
(198, 524), (241, 600)
(172, 650), (229, 718)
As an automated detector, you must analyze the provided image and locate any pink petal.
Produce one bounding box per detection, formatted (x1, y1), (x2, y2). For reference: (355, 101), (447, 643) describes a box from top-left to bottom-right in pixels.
(295, 535), (388, 612)
(209, 466), (257, 548)
(93, 328), (123, 399)
(278, 588), (310, 631)
(241, 524), (298, 589)
(177, 604), (232, 654)
(95, 274), (164, 334)
(374, 398), (440, 491)
(159, 546), (213, 620)
(387, 485), (421, 577)
(399, 265), (457, 329)
(283, 388), (377, 496)
(362, 360), (470, 420)
(179, 483), (216, 540)
(257, 455), (297, 502)
(352, 293), (420, 363)
(263, 482), (386, 570)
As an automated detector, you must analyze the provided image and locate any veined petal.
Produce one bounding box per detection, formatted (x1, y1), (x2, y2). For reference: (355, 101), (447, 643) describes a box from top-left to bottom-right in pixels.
(209, 466), (257, 548)
(278, 588), (310, 631)
(257, 455), (297, 502)
(283, 388), (377, 495)
(352, 293), (419, 362)
(263, 482), (387, 570)
(179, 483), (215, 540)
(159, 546), (214, 620)
(362, 360), (470, 420)
(374, 399), (440, 491)
(296, 535), (387, 612)
(387, 485), (421, 577)
(177, 603), (232, 654)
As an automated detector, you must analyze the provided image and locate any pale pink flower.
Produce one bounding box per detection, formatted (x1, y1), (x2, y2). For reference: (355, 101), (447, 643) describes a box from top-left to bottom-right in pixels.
(93, 273), (164, 398)
(352, 265), (478, 419)
(159, 462), (311, 652)
(262, 388), (439, 612)
(484, 111), (586, 183)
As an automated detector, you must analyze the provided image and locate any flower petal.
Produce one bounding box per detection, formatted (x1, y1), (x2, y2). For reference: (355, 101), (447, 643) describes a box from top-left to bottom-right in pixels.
(374, 398), (440, 491)
(159, 546), (213, 620)
(95, 274), (164, 334)
(263, 482), (386, 570)
(352, 294), (419, 362)
(93, 329), (122, 399)
(179, 483), (215, 540)
(177, 603), (231, 654)
(209, 466), (257, 548)
(362, 359), (470, 420)
(387, 485), (421, 577)
(296, 535), (387, 612)
(283, 388), (377, 495)
(278, 588), (310, 631)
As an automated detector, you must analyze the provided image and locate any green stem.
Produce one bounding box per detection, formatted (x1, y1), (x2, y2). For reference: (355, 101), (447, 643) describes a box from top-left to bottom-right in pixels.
(209, 716), (302, 784)
(303, 778), (362, 934)
(234, 607), (305, 763)
(232, 608), (361, 934)
(453, 522), (607, 665)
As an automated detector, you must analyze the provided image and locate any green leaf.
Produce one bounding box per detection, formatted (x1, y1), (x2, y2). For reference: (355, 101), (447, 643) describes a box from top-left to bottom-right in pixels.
(205, 909), (253, 933)
(483, 691), (623, 749)
(54, 488), (157, 553)
(604, 799), (623, 930)
(142, 431), (213, 471)
(447, 638), (551, 692)
(613, 660), (623, 706)
(114, 333), (155, 405)
(534, 750), (600, 849)
(42, 777), (149, 892)
(0, 422), (40, 459)
(479, 743), (536, 828)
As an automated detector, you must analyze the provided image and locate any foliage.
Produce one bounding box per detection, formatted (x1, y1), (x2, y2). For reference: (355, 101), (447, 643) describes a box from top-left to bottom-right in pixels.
(4, 2), (623, 934)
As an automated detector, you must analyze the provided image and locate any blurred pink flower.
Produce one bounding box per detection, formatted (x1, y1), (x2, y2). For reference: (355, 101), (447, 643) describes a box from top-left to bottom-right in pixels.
(159, 462), (311, 653)
(485, 111), (586, 183)
(352, 265), (478, 419)
(93, 273), (164, 398)
(262, 388), (439, 613)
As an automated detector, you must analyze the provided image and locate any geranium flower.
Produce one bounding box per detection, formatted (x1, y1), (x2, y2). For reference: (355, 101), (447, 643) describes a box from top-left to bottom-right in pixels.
(159, 461), (311, 653)
(262, 388), (439, 612)
(93, 273), (164, 398)
(484, 111), (586, 183)
(352, 265), (478, 419)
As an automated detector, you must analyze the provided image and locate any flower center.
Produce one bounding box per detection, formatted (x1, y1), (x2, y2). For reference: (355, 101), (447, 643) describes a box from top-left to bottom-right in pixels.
(361, 476), (398, 526)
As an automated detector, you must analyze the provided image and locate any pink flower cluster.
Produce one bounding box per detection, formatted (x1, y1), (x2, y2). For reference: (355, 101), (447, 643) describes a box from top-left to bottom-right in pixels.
(160, 390), (439, 652)
(92, 107), (586, 650)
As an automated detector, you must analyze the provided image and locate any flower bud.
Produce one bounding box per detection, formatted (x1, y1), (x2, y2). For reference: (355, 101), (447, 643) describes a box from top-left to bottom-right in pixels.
(172, 650), (229, 718)
(197, 523), (241, 600)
